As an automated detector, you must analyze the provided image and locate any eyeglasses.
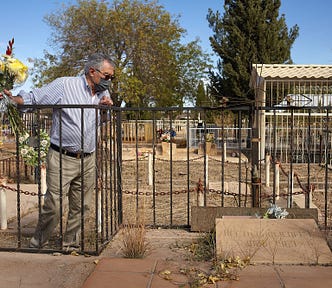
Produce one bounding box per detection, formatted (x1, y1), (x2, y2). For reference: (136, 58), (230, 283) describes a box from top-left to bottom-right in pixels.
(94, 68), (115, 81)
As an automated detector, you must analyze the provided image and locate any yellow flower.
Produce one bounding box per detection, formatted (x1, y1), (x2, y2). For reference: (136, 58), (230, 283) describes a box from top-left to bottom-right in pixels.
(5, 56), (28, 83)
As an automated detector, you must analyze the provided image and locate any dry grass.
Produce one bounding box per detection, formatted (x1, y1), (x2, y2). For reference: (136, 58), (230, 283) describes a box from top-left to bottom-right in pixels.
(120, 223), (150, 258)
(119, 197), (150, 258)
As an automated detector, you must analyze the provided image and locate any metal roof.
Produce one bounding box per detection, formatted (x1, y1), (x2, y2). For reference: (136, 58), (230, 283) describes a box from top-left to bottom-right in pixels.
(251, 64), (332, 80)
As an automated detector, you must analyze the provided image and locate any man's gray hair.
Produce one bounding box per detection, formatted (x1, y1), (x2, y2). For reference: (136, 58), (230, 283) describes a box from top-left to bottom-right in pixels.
(84, 53), (115, 74)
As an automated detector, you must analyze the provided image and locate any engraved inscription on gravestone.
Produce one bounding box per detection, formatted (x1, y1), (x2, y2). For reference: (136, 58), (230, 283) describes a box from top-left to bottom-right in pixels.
(216, 218), (332, 265)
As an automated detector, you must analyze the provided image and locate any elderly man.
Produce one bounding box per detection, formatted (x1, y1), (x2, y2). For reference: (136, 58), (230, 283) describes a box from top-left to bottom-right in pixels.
(1, 53), (115, 249)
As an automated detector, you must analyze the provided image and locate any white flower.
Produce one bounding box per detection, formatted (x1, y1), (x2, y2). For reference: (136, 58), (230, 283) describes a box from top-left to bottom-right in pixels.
(265, 204), (288, 219)
(41, 139), (48, 147)
(21, 148), (28, 155)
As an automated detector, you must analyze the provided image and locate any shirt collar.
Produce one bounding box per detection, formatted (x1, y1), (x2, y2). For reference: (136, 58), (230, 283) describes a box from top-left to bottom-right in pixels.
(83, 75), (91, 92)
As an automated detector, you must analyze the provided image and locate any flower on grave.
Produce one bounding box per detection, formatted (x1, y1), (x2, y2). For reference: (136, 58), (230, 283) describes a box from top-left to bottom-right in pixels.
(18, 129), (50, 167)
(159, 128), (176, 143)
(263, 204), (289, 219)
(0, 38), (28, 135)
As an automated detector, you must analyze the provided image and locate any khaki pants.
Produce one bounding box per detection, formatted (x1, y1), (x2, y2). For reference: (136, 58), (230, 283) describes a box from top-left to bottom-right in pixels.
(32, 148), (96, 246)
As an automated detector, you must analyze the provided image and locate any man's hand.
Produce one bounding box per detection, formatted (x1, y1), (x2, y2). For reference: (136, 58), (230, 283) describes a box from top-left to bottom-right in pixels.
(99, 95), (113, 106)
(99, 96), (113, 122)
(0, 89), (24, 105)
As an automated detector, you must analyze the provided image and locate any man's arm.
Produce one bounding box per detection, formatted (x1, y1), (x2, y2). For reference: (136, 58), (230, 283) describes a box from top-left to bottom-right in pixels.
(0, 89), (24, 105)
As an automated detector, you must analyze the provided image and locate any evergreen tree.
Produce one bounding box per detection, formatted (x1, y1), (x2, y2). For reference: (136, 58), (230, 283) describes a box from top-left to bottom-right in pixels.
(196, 80), (209, 107)
(207, 0), (299, 105)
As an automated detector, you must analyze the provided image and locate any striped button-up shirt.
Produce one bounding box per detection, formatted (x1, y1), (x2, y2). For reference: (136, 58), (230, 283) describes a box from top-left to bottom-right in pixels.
(18, 75), (109, 153)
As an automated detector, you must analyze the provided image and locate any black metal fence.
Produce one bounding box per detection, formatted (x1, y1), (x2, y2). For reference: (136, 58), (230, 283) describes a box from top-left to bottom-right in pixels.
(0, 104), (122, 255)
(0, 104), (331, 255)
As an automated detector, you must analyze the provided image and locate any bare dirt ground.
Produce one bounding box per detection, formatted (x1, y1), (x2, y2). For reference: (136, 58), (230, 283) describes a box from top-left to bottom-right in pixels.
(121, 147), (332, 226)
(0, 146), (331, 287)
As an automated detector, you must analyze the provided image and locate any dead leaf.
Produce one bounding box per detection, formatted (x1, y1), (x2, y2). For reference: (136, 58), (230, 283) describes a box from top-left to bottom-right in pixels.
(159, 270), (172, 280)
(70, 251), (79, 256)
(208, 275), (221, 284)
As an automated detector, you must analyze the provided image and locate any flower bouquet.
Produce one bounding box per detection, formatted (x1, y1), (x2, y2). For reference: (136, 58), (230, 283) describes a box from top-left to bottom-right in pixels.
(255, 204), (289, 219)
(160, 128), (176, 143)
(0, 38), (28, 135)
(18, 129), (50, 167)
(263, 204), (289, 219)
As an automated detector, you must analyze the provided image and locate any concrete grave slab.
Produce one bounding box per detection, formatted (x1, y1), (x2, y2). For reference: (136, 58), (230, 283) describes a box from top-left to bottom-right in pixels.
(191, 206), (318, 232)
(216, 218), (332, 265)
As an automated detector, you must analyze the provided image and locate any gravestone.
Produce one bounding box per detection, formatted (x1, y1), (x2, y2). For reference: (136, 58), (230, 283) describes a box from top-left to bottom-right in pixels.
(161, 142), (177, 156)
(191, 206), (318, 232)
(216, 218), (332, 265)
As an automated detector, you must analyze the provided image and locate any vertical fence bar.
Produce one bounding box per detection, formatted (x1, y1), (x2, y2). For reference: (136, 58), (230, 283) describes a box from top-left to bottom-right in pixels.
(15, 132), (21, 248)
(152, 112), (156, 226)
(80, 107), (85, 252)
(95, 107), (101, 252)
(109, 109), (114, 235)
(324, 109), (329, 228)
(169, 111), (173, 226)
(221, 107), (225, 207)
(202, 109), (207, 206)
(272, 109), (277, 204)
(288, 108), (294, 208)
(306, 109), (311, 208)
(116, 109), (123, 226)
(104, 111), (110, 240)
(135, 113), (139, 217)
(186, 109), (190, 226)
(238, 111), (242, 207)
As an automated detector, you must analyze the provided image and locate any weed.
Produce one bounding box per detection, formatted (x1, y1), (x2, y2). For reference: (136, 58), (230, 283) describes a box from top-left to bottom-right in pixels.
(188, 231), (216, 261)
(120, 223), (150, 258)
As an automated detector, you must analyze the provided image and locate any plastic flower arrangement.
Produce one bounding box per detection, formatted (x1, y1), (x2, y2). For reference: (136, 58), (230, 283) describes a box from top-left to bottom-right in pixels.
(160, 128), (176, 143)
(263, 204), (289, 219)
(18, 130), (50, 167)
(0, 38), (28, 135)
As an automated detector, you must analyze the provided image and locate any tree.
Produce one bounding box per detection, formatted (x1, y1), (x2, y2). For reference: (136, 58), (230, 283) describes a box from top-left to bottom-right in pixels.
(30, 0), (212, 108)
(207, 0), (299, 106)
(195, 80), (216, 123)
(195, 80), (213, 107)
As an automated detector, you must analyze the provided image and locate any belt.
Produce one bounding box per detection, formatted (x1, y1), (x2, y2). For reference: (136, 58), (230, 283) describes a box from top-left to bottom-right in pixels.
(50, 143), (92, 159)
